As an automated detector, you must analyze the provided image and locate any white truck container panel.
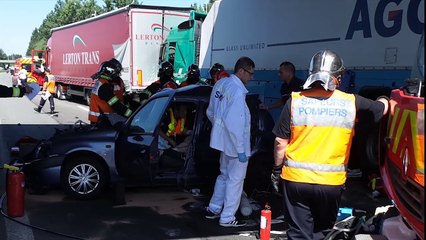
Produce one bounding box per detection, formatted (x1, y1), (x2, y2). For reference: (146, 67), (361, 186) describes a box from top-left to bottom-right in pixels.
(200, 0), (424, 99)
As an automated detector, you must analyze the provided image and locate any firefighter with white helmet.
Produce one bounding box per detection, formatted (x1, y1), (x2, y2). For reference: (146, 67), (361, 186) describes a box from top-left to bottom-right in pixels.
(271, 50), (395, 239)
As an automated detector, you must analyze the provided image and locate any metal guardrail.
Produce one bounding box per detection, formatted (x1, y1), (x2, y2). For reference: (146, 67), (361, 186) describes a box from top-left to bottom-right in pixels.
(0, 60), (15, 64)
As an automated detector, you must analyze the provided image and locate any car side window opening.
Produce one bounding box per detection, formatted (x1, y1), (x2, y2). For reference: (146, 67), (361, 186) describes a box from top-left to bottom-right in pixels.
(129, 97), (169, 133)
(159, 101), (197, 152)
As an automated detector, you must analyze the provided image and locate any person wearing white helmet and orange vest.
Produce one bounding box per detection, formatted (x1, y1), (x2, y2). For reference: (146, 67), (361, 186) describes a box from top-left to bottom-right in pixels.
(271, 50), (395, 239)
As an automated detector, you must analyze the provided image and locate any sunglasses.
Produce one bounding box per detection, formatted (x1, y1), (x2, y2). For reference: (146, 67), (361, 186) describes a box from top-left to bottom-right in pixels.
(242, 68), (254, 76)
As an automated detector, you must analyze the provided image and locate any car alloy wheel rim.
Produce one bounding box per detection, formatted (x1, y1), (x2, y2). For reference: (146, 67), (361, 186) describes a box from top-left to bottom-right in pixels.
(68, 163), (100, 195)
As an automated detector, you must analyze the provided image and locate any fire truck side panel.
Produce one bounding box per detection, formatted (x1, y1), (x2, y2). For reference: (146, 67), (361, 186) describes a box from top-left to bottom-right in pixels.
(380, 89), (424, 239)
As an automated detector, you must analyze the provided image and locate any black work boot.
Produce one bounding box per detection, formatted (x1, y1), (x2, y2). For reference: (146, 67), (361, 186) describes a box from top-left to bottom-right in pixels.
(34, 107), (41, 113)
(50, 109), (55, 114)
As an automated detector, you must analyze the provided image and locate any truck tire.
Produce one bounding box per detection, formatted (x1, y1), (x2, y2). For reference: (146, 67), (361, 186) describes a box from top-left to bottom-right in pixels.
(56, 84), (66, 100)
(61, 156), (109, 200)
(85, 89), (91, 106)
(354, 86), (392, 176)
(244, 151), (274, 196)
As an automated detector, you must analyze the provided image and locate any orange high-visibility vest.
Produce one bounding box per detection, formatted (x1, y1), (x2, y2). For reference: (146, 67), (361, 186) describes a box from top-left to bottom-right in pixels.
(44, 74), (56, 94)
(89, 77), (125, 123)
(282, 89), (356, 185)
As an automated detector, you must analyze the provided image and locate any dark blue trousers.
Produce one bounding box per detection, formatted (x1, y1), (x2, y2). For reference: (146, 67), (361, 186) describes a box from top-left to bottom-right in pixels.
(282, 180), (344, 240)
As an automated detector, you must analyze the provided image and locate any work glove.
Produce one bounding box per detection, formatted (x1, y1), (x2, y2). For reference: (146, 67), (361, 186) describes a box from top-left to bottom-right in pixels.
(271, 164), (282, 192)
(238, 153), (248, 163)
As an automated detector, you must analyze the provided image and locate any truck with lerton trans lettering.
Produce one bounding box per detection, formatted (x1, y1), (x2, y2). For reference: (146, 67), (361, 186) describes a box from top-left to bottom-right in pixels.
(45, 4), (196, 105)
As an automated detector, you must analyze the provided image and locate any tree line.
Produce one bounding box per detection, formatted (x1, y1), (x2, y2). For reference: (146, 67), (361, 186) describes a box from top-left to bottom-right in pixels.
(0, 0), (213, 60)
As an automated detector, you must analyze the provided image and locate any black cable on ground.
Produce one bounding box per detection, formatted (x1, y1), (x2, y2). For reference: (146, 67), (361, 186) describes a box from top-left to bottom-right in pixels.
(0, 191), (86, 240)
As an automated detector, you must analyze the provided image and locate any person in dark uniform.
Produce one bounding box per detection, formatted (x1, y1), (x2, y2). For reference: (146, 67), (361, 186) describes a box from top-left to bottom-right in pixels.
(138, 61), (178, 104)
(207, 62), (230, 85)
(260, 61), (304, 110)
(180, 64), (202, 87)
(271, 50), (394, 240)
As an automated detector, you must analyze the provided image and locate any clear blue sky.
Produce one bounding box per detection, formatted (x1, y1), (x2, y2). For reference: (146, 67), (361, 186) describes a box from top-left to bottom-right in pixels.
(0, 0), (209, 57)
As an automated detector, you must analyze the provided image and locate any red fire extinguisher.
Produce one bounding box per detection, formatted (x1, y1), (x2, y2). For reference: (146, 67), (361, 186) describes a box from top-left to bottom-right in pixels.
(260, 203), (271, 240)
(6, 164), (25, 217)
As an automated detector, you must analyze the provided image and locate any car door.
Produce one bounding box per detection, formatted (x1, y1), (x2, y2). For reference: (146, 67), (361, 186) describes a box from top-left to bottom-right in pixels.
(115, 95), (173, 183)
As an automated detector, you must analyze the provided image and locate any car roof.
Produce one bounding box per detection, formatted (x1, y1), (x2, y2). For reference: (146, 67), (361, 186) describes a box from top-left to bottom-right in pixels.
(153, 85), (213, 99)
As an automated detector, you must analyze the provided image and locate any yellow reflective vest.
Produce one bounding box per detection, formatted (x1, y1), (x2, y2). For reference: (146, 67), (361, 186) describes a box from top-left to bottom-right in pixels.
(166, 108), (186, 137)
(282, 89), (356, 185)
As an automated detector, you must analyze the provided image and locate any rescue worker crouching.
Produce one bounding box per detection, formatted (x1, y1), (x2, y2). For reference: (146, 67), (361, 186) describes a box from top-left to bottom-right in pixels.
(89, 59), (133, 125)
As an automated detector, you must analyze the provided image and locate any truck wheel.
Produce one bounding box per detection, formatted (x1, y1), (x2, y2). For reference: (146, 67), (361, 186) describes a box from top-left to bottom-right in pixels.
(364, 127), (379, 172)
(85, 90), (91, 106)
(244, 151), (274, 196)
(56, 84), (66, 100)
(61, 156), (109, 200)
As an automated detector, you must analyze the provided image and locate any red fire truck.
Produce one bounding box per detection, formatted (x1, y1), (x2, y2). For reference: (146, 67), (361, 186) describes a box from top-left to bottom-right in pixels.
(376, 33), (424, 240)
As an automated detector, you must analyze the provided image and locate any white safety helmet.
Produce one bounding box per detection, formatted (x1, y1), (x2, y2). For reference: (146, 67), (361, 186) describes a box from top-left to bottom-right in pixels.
(303, 50), (345, 91)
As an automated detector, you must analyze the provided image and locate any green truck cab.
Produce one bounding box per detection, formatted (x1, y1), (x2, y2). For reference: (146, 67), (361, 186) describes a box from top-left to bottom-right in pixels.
(159, 11), (207, 84)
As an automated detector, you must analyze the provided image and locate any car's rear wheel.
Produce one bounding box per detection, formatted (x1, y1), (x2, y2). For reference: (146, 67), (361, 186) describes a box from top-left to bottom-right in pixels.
(61, 156), (108, 200)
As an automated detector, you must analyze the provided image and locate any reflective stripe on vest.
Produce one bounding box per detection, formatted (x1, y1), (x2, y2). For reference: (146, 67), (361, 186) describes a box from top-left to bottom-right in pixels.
(88, 78), (125, 123)
(124, 109), (132, 117)
(282, 89), (356, 186)
(12, 87), (20, 97)
(108, 96), (119, 106)
(285, 159), (346, 172)
(166, 108), (185, 137)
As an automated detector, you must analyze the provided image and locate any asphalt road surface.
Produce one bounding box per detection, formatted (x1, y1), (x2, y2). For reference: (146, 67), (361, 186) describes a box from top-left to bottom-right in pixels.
(0, 72), (392, 240)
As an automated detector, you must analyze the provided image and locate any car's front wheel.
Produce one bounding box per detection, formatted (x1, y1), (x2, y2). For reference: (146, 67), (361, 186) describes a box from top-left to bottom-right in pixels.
(61, 156), (108, 200)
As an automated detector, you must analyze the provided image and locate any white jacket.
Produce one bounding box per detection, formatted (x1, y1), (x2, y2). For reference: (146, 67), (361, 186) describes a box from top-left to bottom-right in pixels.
(207, 74), (251, 157)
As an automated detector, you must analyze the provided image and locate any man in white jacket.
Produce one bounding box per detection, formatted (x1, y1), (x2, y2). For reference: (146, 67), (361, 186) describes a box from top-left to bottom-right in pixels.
(205, 56), (255, 227)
